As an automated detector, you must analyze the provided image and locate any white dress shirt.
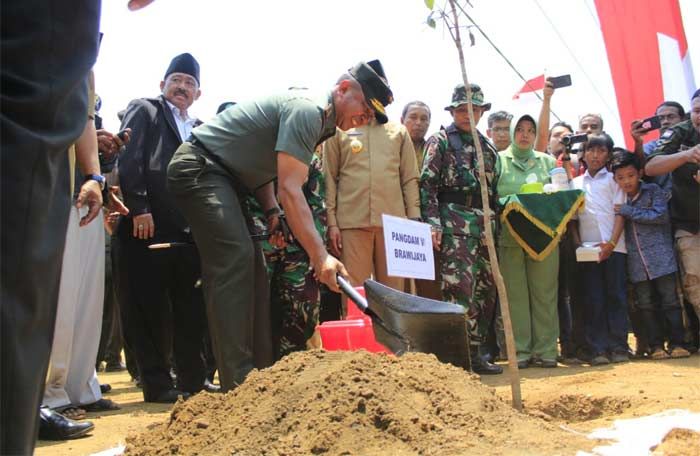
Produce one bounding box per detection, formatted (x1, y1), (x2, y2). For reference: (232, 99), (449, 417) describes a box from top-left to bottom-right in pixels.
(165, 100), (196, 141)
(572, 167), (627, 254)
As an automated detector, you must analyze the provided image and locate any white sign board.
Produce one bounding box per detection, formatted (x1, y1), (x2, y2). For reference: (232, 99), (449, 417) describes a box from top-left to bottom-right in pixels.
(382, 214), (435, 280)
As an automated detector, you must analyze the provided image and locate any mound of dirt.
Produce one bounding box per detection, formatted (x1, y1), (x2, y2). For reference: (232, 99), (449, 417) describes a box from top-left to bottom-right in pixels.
(652, 428), (700, 455)
(530, 394), (632, 422)
(125, 350), (588, 455)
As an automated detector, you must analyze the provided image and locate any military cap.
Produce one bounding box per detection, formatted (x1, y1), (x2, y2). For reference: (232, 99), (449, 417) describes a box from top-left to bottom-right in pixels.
(444, 83), (491, 111)
(348, 59), (394, 124)
(164, 53), (200, 85)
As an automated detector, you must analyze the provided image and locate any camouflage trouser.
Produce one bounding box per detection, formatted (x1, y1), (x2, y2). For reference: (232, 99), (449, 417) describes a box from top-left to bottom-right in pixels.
(264, 249), (321, 359)
(439, 233), (497, 345)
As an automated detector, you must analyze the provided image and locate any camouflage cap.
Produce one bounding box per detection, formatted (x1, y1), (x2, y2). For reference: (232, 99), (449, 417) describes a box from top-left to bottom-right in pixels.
(444, 83), (492, 111)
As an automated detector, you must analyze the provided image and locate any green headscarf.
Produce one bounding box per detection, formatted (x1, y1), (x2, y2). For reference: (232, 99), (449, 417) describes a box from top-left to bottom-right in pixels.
(508, 114), (537, 164)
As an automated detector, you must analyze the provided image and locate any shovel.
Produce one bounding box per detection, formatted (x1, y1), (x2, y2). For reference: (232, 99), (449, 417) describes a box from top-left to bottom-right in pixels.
(337, 276), (470, 369)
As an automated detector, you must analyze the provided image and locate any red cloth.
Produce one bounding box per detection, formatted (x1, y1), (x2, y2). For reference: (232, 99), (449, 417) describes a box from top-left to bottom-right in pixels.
(512, 74), (545, 99)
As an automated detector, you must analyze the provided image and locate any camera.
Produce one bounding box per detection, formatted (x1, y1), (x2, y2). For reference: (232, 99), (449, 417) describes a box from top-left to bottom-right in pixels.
(561, 133), (588, 147)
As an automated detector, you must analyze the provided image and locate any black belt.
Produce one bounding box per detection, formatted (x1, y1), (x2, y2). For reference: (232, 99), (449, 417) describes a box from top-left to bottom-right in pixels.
(187, 134), (209, 153)
(186, 135), (248, 195)
(437, 190), (482, 209)
(187, 135), (229, 176)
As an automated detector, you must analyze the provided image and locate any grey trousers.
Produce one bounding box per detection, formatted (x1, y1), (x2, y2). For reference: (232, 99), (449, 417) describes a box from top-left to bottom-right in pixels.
(167, 142), (272, 391)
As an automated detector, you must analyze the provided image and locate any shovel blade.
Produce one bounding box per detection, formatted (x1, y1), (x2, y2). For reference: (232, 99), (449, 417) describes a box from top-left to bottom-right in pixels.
(363, 280), (469, 369)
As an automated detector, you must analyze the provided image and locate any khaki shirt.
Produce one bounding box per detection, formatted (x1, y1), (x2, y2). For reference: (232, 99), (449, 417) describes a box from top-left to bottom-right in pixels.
(323, 120), (420, 229)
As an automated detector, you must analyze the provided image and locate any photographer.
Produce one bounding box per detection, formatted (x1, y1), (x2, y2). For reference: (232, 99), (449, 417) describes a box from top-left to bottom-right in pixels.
(646, 89), (700, 354)
(630, 101), (685, 191)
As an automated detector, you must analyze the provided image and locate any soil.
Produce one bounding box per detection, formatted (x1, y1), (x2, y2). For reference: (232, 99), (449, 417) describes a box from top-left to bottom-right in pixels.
(529, 394), (632, 422)
(35, 350), (700, 456)
(651, 428), (700, 455)
(123, 350), (585, 456)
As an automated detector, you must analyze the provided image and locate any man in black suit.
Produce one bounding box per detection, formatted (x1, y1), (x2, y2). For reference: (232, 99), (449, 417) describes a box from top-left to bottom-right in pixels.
(116, 53), (208, 403)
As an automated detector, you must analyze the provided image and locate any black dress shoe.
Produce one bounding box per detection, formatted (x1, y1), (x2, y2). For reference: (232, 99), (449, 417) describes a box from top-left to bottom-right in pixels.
(104, 361), (126, 372)
(539, 359), (558, 368)
(38, 407), (94, 440)
(203, 379), (221, 393)
(517, 359), (530, 369)
(470, 347), (503, 375)
(145, 389), (191, 404)
(100, 383), (112, 394)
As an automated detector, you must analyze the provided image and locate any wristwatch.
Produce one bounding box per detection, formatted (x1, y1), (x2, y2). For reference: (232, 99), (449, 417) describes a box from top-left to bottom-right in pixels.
(84, 174), (106, 190)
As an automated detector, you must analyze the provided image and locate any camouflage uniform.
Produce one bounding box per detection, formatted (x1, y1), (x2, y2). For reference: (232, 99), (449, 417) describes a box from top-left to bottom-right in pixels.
(420, 124), (499, 346)
(247, 153), (327, 358)
(648, 119), (700, 320)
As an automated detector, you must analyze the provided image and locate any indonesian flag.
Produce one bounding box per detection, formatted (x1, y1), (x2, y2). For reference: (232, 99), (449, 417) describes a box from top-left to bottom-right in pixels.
(594, 0), (696, 149)
(512, 74), (545, 100)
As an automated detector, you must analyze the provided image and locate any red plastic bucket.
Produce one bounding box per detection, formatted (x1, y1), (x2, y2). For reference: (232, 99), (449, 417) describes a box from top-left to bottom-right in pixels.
(318, 285), (391, 353)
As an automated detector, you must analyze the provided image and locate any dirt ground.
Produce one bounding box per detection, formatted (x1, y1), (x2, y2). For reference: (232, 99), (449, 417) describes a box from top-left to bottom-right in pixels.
(35, 352), (699, 456)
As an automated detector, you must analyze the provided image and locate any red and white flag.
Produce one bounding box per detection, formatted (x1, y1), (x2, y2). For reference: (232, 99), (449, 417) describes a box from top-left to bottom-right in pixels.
(594, 0), (696, 149)
(512, 74), (545, 100)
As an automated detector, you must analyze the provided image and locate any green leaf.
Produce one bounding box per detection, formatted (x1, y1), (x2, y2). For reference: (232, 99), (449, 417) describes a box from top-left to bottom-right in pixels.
(424, 0), (435, 10)
(427, 16), (436, 28)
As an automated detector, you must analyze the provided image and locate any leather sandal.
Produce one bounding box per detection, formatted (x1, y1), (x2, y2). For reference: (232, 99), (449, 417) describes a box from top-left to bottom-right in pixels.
(55, 406), (87, 420)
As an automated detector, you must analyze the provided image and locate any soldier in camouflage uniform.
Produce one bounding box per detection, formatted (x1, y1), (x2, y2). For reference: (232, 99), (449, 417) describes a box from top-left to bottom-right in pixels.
(646, 89), (700, 351)
(247, 151), (327, 359)
(420, 83), (502, 375)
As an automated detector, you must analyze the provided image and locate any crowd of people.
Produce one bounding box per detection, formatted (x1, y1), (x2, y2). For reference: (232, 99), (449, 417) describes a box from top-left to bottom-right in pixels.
(2, 2), (699, 454)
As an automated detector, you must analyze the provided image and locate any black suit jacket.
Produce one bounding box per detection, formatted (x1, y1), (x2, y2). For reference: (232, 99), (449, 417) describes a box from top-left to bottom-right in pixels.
(118, 95), (200, 240)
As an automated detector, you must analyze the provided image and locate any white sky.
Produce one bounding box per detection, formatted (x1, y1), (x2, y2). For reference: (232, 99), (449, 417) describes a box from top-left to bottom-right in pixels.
(95, 0), (700, 147)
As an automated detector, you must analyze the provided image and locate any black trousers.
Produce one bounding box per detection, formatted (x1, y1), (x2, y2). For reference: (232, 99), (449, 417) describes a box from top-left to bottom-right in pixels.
(1, 1), (100, 453)
(1, 146), (71, 454)
(97, 235), (124, 367)
(558, 232), (586, 357)
(114, 220), (207, 399)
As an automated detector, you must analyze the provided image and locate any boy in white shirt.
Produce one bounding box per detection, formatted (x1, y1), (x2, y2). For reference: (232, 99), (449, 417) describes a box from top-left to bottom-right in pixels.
(572, 133), (628, 366)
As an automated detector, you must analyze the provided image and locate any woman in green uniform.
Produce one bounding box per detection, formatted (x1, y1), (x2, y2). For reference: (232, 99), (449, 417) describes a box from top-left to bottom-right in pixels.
(496, 114), (559, 368)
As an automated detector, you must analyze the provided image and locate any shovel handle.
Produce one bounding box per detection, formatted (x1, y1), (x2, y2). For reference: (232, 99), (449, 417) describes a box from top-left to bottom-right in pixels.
(148, 242), (191, 250)
(149, 234), (270, 251)
(337, 275), (368, 312)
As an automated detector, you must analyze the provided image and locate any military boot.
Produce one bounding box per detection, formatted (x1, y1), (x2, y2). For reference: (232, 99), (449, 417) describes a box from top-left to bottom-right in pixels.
(470, 345), (503, 375)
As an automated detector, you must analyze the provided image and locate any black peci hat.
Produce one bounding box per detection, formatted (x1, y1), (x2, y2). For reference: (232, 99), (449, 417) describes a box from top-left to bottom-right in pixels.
(348, 59), (394, 124)
(164, 53), (200, 85)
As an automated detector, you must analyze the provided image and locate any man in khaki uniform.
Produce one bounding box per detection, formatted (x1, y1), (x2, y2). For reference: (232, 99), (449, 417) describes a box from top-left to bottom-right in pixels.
(324, 113), (421, 299)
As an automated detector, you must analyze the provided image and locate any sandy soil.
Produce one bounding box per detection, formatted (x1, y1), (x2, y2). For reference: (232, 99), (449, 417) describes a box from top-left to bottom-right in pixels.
(35, 352), (699, 456)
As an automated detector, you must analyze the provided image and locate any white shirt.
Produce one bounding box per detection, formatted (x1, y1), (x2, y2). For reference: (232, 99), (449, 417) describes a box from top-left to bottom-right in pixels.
(165, 100), (197, 141)
(572, 167), (627, 254)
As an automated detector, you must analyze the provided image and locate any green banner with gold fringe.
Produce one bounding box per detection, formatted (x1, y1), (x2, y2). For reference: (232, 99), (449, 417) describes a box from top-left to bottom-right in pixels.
(499, 189), (585, 261)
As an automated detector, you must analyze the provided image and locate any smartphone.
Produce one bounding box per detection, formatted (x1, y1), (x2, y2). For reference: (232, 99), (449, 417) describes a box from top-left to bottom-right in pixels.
(549, 74), (572, 89)
(116, 129), (129, 141)
(639, 115), (662, 132)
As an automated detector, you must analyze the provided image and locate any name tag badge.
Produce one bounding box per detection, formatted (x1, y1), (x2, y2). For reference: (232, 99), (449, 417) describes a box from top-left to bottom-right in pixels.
(350, 138), (363, 154)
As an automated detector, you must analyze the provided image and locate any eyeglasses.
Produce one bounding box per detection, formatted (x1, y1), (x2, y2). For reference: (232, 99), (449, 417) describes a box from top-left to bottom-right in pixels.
(491, 127), (509, 134)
